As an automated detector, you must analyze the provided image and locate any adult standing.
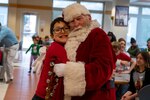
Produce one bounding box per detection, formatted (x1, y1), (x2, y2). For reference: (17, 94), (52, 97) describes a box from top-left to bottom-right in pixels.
(54, 3), (116, 100)
(0, 22), (19, 83)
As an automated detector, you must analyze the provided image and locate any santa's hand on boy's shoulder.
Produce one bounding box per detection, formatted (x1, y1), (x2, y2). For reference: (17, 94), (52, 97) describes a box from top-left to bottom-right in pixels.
(54, 63), (66, 77)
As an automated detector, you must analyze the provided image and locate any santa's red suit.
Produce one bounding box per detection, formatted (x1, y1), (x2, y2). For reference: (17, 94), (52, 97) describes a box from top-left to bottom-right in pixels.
(63, 20), (116, 100)
(35, 41), (68, 100)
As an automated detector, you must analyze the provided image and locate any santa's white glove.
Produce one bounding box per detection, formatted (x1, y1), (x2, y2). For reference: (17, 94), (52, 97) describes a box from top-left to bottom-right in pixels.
(54, 63), (66, 77)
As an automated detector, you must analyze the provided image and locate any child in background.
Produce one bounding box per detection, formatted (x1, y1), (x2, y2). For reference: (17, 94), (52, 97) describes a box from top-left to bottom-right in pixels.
(32, 41), (50, 74)
(36, 36), (43, 47)
(112, 41), (136, 74)
(112, 41), (136, 100)
(121, 52), (150, 100)
(26, 36), (40, 73)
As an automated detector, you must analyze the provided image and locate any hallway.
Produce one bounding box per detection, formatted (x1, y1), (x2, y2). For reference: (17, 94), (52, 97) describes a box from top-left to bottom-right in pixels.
(0, 51), (40, 100)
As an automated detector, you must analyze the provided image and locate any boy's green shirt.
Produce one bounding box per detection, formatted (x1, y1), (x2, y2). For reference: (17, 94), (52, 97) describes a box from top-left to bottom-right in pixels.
(26, 44), (40, 55)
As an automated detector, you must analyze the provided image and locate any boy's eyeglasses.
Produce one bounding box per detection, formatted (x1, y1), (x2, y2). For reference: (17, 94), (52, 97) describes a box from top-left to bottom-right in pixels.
(53, 27), (69, 34)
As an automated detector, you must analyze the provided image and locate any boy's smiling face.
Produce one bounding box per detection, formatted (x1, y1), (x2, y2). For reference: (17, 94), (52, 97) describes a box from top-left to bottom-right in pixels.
(52, 21), (69, 44)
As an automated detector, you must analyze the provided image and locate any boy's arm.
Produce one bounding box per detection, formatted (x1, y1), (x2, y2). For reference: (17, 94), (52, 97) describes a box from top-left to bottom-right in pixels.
(26, 45), (32, 54)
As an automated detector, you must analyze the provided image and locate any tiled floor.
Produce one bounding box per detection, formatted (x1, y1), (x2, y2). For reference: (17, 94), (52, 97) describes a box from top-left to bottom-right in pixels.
(0, 51), (40, 100)
(0, 81), (8, 100)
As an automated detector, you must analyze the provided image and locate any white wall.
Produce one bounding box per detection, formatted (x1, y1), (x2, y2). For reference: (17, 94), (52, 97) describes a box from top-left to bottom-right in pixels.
(103, 0), (130, 40)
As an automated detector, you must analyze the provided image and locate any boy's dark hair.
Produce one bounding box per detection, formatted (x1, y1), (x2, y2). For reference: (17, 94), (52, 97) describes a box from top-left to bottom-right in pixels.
(32, 35), (36, 40)
(45, 35), (49, 39)
(50, 17), (69, 35)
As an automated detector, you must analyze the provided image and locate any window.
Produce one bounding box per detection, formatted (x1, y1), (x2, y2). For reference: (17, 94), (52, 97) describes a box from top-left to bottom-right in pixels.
(52, 0), (76, 20)
(127, 6), (150, 48)
(129, 6), (139, 14)
(53, 0), (76, 8)
(0, 7), (8, 26)
(80, 1), (103, 26)
(0, 0), (8, 4)
(80, 2), (103, 11)
(91, 13), (103, 27)
(52, 0), (104, 27)
(0, 0), (8, 26)
(142, 7), (150, 15)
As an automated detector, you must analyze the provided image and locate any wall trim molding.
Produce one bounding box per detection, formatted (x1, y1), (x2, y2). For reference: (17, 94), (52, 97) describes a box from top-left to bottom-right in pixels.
(0, 3), (52, 10)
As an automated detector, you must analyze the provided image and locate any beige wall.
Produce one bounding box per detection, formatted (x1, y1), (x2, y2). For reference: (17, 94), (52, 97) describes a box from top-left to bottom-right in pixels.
(6, 0), (130, 41)
(111, 0), (130, 40)
(103, 2), (113, 33)
(8, 0), (52, 41)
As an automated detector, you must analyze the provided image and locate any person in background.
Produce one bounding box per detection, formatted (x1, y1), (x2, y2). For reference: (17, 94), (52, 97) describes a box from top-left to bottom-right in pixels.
(42, 35), (53, 47)
(121, 52), (150, 100)
(44, 36), (50, 43)
(53, 3), (116, 100)
(0, 22), (19, 83)
(111, 41), (136, 100)
(127, 37), (140, 58)
(144, 38), (150, 54)
(112, 41), (136, 74)
(107, 31), (117, 43)
(118, 38), (130, 56)
(26, 36), (40, 73)
(32, 17), (69, 100)
(32, 41), (50, 74)
(36, 35), (43, 47)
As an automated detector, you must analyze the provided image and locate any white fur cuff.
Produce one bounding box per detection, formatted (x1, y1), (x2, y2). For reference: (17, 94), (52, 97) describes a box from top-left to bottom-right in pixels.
(64, 61), (86, 96)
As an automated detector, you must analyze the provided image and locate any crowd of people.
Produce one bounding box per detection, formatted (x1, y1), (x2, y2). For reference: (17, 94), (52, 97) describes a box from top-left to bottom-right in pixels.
(107, 31), (150, 100)
(0, 2), (150, 100)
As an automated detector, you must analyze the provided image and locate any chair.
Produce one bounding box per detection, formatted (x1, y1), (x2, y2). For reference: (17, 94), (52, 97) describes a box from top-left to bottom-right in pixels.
(138, 84), (150, 100)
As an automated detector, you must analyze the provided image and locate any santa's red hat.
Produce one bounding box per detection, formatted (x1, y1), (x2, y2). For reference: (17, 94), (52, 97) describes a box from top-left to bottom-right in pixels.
(62, 3), (90, 22)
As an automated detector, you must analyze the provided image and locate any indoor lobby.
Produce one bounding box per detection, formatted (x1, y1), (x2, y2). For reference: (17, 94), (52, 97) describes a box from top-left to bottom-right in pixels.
(0, 0), (150, 100)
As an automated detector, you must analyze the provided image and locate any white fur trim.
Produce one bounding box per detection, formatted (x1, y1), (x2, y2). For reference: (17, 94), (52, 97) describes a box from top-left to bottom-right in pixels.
(39, 46), (46, 55)
(63, 3), (90, 22)
(65, 20), (100, 62)
(64, 61), (86, 97)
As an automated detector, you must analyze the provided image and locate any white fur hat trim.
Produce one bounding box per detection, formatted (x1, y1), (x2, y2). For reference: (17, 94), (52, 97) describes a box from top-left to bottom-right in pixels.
(63, 3), (90, 22)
